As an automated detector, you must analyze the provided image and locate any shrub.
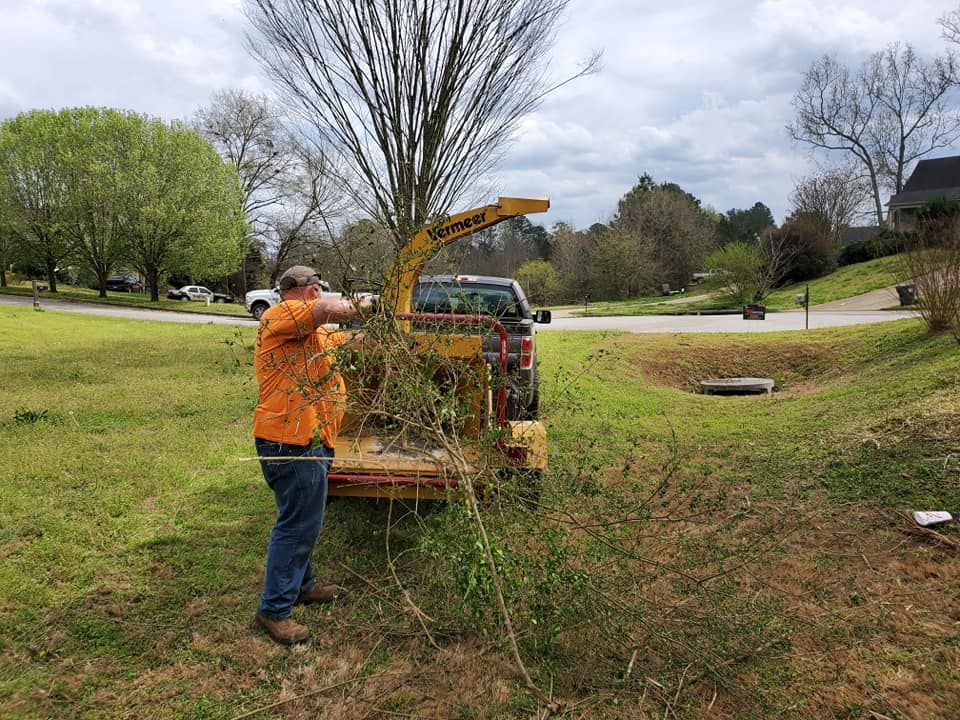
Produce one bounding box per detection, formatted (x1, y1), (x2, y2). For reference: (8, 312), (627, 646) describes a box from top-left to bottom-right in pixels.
(776, 213), (836, 282)
(515, 259), (561, 305)
(838, 230), (906, 266)
(894, 214), (960, 333)
(704, 242), (761, 305)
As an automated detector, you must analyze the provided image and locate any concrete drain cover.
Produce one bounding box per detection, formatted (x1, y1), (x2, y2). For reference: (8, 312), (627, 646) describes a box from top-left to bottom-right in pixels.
(700, 377), (774, 395)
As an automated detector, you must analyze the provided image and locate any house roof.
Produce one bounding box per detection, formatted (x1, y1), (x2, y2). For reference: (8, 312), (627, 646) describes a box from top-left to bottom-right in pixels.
(888, 155), (960, 207)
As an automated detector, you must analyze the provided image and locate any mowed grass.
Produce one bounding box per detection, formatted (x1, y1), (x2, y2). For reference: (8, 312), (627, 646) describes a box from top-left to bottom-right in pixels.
(0, 282), (251, 316)
(580, 255), (902, 316)
(1, 306), (958, 718)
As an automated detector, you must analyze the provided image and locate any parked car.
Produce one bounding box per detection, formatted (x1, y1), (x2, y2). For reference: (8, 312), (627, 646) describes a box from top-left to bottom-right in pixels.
(412, 274), (551, 420)
(244, 280), (332, 319)
(105, 273), (144, 293)
(166, 285), (233, 303)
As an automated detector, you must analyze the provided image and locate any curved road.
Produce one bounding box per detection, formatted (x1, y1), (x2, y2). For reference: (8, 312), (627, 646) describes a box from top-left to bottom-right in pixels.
(542, 308), (915, 333)
(1, 294), (916, 333)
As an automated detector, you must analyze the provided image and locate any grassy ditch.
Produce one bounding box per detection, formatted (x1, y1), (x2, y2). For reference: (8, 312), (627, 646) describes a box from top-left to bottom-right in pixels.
(0, 282), (251, 317)
(0, 307), (957, 719)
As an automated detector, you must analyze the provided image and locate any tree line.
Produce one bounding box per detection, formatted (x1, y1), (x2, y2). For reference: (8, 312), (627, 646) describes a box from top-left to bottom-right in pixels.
(4, 1), (960, 307)
(0, 108), (247, 298)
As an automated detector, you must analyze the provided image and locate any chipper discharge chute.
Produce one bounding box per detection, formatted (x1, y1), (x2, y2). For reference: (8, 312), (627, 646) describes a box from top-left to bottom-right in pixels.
(328, 197), (550, 500)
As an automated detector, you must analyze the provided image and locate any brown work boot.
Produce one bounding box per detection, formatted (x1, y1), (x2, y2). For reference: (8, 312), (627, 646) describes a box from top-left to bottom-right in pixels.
(296, 583), (342, 605)
(254, 611), (310, 645)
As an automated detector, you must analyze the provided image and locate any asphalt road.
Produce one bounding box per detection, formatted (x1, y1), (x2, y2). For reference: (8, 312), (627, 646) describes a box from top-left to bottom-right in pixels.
(542, 308), (916, 333)
(0, 294), (256, 325)
(1, 294), (917, 333)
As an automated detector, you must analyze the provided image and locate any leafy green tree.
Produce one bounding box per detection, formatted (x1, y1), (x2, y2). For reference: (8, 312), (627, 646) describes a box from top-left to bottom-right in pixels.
(588, 229), (645, 300)
(717, 203), (775, 246)
(0, 219), (18, 287)
(123, 120), (246, 300)
(613, 175), (717, 289)
(614, 179), (717, 291)
(704, 242), (761, 305)
(0, 110), (74, 291)
(515, 259), (560, 305)
(56, 108), (143, 297)
(776, 213), (837, 282)
(549, 222), (593, 301)
(0, 108), (246, 299)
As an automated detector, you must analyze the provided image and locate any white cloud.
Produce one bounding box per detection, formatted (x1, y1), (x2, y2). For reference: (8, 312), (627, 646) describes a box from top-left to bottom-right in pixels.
(1, 0), (958, 229)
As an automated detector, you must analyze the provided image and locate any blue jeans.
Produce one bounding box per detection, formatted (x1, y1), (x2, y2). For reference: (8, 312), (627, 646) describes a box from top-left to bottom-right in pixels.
(255, 438), (333, 619)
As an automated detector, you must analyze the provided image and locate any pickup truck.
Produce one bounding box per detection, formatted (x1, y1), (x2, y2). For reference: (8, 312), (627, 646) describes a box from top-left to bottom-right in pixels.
(412, 274), (551, 420)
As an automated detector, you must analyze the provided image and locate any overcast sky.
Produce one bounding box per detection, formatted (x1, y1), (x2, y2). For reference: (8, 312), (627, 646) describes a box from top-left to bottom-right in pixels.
(1, 0), (957, 230)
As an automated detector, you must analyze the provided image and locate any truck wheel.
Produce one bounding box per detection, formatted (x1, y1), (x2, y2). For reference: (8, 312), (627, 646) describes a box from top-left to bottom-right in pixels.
(524, 372), (540, 419)
(251, 302), (269, 320)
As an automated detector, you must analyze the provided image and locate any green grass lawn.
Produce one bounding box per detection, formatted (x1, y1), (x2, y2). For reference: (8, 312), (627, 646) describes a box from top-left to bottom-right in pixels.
(1, 306), (957, 719)
(0, 281), (251, 316)
(579, 256), (902, 316)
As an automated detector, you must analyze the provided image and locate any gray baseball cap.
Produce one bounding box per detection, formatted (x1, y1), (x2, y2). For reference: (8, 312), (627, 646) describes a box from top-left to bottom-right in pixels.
(278, 265), (321, 291)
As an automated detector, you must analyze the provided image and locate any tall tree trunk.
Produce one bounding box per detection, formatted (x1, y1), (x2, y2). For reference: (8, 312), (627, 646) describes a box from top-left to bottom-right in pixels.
(0, 269), (6, 287)
(97, 271), (108, 298)
(147, 267), (160, 301)
(45, 257), (58, 293)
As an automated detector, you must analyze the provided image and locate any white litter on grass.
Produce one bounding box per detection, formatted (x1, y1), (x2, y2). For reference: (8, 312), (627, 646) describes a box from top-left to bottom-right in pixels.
(913, 511), (953, 527)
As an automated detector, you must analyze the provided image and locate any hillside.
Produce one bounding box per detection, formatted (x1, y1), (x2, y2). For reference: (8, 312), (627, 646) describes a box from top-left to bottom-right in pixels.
(578, 256), (902, 316)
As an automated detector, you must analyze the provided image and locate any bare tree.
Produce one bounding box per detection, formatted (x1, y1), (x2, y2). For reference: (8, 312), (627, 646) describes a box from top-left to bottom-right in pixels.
(754, 225), (803, 300)
(193, 90), (295, 292)
(941, 6), (960, 46)
(245, 0), (599, 250)
(789, 44), (960, 226)
(789, 164), (873, 242)
(260, 144), (344, 284)
(193, 89), (344, 290)
(193, 89), (293, 228)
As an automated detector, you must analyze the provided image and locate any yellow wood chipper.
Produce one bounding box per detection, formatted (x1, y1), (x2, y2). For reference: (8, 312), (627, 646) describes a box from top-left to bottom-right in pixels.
(327, 197), (550, 500)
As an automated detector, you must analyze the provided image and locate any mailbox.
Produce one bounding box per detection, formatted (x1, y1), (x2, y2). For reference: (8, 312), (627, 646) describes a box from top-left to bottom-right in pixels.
(742, 304), (766, 320)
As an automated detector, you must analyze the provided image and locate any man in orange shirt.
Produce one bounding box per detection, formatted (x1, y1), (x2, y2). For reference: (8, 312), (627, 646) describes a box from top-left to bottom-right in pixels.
(252, 265), (366, 645)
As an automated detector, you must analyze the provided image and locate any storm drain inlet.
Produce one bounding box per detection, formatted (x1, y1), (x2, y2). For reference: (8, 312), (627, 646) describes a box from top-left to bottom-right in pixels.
(699, 377), (774, 395)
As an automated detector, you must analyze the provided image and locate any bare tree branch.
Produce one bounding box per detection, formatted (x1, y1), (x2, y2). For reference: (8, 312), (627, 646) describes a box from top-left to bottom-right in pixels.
(245, 0), (598, 249)
(790, 163), (874, 240)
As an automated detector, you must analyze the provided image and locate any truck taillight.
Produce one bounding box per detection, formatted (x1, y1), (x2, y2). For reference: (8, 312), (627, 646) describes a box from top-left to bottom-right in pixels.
(519, 337), (533, 370)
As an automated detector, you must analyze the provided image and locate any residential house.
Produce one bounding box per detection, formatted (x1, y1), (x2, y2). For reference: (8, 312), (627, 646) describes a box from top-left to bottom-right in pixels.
(887, 155), (960, 230)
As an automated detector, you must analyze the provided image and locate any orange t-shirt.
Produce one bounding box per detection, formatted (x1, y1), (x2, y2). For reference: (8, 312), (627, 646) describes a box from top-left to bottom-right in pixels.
(252, 300), (347, 448)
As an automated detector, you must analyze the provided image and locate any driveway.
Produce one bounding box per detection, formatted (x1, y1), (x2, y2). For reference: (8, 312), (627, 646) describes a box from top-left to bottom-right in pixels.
(811, 286), (900, 311)
(1, 294), (916, 333)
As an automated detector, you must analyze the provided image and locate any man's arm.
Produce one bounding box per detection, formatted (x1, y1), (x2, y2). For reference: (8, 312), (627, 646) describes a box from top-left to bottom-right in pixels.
(311, 295), (373, 327)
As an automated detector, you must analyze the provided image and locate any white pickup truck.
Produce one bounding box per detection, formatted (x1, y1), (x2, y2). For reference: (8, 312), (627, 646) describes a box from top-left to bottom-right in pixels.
(244, 280), (333, 319)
